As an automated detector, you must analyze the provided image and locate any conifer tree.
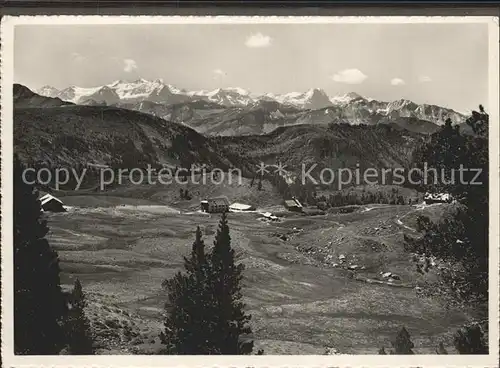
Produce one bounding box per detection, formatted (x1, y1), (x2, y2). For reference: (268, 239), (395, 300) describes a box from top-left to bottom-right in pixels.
(391, 326), (414, 354)
(454, 323), (488, 354)
(208, 212), (253, 354)
(162, 227), (216, 354)
(162, 217), (253, 354)
(66, 279), (94, 354)
(14, 155), (67, 354)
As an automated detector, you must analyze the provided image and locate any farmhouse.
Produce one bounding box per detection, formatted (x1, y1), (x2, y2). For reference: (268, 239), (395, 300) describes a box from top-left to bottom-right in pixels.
(39, 193), (66, 212)
(229, 202), (256, 212)
(201, 197), (230, 213)
(424, 192), (452, 204)
(284, 198), (303, 212)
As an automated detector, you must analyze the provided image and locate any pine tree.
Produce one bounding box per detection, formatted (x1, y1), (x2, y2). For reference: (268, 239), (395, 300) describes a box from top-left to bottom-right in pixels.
(207, 212), (253, 354)
(66, 279), (94, 354)
(14, 155), (67, 354)
(391, 326), (414, 354)
(162, 227), (216, 354)
(257, 176), (263, 191)
(454, 323), (488, 354)
(162, 218), (253, 354)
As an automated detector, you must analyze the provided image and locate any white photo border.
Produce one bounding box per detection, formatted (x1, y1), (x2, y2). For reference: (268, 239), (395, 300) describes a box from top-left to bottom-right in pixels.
(1, 15), (499, 368)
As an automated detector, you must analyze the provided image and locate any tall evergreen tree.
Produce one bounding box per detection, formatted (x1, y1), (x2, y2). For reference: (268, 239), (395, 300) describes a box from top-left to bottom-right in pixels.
(162, 226), (216, 354)
(208, 212), (253, 354)
(161, 217), (253, 354)
(257, 178), (263, 191)
(454, 323), (488, 354)
(14, 155), (67, 354)
(391, 326), (414, 354)
(66, 279), (94, 354)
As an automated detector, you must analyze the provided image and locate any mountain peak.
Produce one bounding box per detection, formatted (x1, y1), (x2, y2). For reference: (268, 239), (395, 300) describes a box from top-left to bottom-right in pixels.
(133, 78), (149, 84)
(36, 85), (61, 98)
(330, 91), (365, 105)
(305, 88), (328, 97)
(225, 87), (250, 95)
(109, 79), (125, 86)
(26, 79), (466, 126)
(344, 92), (363, 99)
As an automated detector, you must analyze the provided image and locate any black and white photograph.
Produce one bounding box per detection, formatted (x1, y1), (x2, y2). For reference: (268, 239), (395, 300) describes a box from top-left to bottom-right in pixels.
(1, 14), (499, 367)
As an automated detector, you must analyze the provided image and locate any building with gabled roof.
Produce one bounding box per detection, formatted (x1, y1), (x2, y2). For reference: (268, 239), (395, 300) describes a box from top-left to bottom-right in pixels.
(424, 192), (452, 204)
(201, 197), (230, 213)
(284, 197), (303, 212)
(39, 193), (66, 212)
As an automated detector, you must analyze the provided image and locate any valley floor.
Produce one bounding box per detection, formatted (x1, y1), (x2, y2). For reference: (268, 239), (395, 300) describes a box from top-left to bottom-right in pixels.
(46, 192), (470, 355)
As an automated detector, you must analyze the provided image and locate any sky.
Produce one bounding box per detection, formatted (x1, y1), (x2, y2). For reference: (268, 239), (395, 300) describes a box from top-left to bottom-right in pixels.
(14, 22), (489, 111)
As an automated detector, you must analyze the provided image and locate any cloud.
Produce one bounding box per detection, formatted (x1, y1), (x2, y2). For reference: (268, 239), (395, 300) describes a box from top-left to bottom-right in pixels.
(245, 33), (272, 48)
(331, 69), (368, 84)
(123, 59), (138, 73)
(70, 52), (85, 63)
(213, 69), (226, 77)
(390, 78), (406, 86)
(418, 75), (432, 83)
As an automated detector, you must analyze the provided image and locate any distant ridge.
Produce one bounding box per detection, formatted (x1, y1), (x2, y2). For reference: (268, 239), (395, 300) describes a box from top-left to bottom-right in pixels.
(33, 78), (465, 127)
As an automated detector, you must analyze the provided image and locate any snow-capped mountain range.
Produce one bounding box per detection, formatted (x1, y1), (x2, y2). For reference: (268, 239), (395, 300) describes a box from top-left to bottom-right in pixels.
(36, 78), (465, 125)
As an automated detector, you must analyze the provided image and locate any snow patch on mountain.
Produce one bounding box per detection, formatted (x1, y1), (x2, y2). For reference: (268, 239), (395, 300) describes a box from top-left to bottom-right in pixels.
(34, 78), (466, 125)
(37, 85), (60, 98)
(267, 88), (332, 110)
(330, 92), (365, 106)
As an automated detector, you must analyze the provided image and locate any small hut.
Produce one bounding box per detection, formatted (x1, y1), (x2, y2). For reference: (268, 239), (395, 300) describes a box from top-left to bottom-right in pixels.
(424, 192), (452, 204)
(40, 193), (66, 212)
(284, 197), (303, 212)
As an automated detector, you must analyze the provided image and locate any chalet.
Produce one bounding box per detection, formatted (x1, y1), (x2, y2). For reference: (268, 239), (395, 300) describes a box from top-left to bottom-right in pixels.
(201, 197), (230, 213)
(424, 192), (452, 204)
(284, 197), (303, 212)
(229, 202), (256, 212)
(40, 193), (66, 212)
